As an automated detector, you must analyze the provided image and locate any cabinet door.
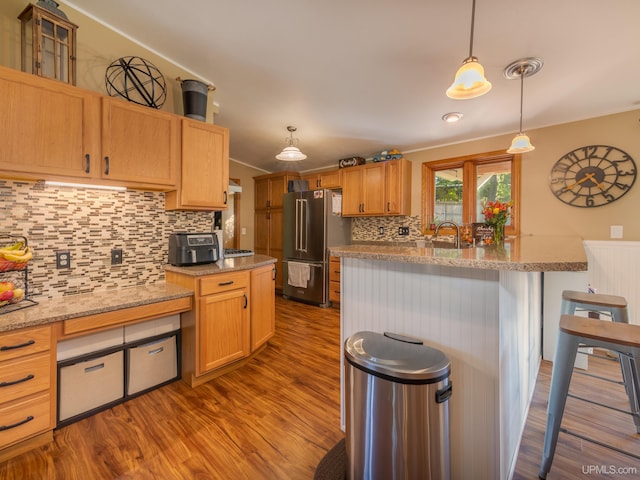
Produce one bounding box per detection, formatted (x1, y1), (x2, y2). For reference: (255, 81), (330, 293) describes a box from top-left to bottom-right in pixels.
(255, 178), (271, 210)
(268, 176), (288, 209)
(101, 98), (178, 188)
(178, 120), (229, 209)
(269, 209), (284, 290)
(341, 168), (364, 216)
(319, 169), (342, 189)
(250, 264), (276, 351)
(362, 163), (386, 215)
(0, 67), (99, 179)
(301, 174), (320, 189)
(198, 288), (250, 374)
(384, 159), (411, 215)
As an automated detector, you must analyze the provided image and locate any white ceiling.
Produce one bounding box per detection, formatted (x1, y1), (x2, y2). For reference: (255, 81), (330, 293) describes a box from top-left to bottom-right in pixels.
(62, 0), (640, 173)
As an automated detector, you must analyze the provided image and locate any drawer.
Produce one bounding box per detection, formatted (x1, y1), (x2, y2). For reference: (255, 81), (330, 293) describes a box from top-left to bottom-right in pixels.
(329, 281), (341, 304)
(0, 392), (51, 449)
(329, 264), (341, 283)
(200, 271), (250, 296)
(58, 350), (124, 423)
(0, 352), (50, 404)
(127, 335), (178, 396)
(0, 326), (51, 363)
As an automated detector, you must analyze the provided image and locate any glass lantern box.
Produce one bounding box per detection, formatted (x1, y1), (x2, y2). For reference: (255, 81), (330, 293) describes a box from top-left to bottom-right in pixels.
(18, 0), (78, 85)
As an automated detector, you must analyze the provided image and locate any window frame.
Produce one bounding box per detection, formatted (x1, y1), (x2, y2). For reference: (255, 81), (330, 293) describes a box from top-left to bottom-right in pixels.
(421, 150), (521, 236)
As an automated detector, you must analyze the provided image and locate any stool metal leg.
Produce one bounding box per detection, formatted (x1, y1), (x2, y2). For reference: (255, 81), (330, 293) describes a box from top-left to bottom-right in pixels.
(539, 331), (580, 479)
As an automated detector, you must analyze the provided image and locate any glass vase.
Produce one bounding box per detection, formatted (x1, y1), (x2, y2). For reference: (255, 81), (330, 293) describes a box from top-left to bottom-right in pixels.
(493, 224), (504, 244)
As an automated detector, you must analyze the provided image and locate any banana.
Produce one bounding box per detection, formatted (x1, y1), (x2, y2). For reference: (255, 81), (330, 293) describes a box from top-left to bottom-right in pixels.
(0, 241), (24, 251)
(0, 246), (32, 263)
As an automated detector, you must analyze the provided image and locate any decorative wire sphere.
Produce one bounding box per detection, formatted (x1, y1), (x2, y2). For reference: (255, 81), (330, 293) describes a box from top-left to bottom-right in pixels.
(105, 56), (167, 109)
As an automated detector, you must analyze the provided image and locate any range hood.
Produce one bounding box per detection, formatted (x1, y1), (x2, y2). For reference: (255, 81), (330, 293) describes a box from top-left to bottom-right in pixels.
(229, 179), (242, 193)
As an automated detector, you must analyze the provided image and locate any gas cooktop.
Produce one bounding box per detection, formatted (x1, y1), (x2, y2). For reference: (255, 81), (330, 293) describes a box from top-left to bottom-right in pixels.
(224, 248), (255, 258)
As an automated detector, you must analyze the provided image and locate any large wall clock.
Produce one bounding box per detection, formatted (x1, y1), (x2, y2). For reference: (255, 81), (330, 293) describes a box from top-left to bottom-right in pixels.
(549, 145), (637, 207)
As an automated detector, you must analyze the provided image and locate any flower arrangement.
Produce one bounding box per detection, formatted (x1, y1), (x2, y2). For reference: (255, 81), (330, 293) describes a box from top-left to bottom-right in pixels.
(481, 200), (512, 243)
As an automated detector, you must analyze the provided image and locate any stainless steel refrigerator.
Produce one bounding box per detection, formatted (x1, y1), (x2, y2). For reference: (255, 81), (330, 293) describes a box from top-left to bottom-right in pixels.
(283, 189), (351, 307)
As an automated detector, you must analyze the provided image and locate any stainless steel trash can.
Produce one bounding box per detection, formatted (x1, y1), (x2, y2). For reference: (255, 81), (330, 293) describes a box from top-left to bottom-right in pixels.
(345, 331), (452, 480)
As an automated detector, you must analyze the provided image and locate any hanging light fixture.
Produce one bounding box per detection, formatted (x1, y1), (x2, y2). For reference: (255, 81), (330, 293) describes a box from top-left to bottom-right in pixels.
(276, 126), (307, 161)
(446, 0), (492, 100)
(504, 57), (543, 154)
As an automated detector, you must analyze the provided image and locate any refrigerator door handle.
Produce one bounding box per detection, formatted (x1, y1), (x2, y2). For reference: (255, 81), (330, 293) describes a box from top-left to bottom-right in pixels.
(300, 198), (308, 252)
(294, 198), (299, 251)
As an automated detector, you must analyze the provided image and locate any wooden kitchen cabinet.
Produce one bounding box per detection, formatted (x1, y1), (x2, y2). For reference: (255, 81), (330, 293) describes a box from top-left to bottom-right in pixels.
(254, 171), (300, 290)
(329, 256), (341, 306)
(342, 162), (386, 216)
(302, 169), (342, 189)
(342, 159), (411, 216)
(384, 158), (412, 215)
(166, 264), (276, 387)
(101, 97), (179, 189)
(250, 264), (276, 351)
(0, 65), (181, 191)
(0, 325), (55, 461)
(165, 119), (229, 210)
(0, 65), (100, 181)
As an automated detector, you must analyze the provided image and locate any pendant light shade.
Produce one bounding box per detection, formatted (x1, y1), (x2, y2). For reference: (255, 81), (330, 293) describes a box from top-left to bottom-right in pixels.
(446, 0), (492, 100)
(504, 58), (543, 154)
(276, 126), (307, 161)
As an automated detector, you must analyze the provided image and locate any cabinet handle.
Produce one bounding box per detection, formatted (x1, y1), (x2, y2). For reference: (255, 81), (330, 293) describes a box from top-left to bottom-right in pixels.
(0, 374), (35, 388)
(272, 267), (276, 280)
(0, 415), (34, 432)
(243, 293), (248, 309)
(266, 211), (271, 220)
(218, 280), (235, 286)
(266, 200), (271, 208)
(84, 154), (91, 174)
(387, 202), (390, 211)
(224, 191), (228, 205)
(104, 156), (110, 175)
(0, 339), (35, 351)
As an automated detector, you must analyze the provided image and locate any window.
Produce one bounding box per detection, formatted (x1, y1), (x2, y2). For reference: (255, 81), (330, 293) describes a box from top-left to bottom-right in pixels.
(421, 151), (520, 235)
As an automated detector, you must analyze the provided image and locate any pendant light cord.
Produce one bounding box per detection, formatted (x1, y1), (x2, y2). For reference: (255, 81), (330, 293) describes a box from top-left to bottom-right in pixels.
(468, 0), (476, 59)
(518, 67), (525, 134)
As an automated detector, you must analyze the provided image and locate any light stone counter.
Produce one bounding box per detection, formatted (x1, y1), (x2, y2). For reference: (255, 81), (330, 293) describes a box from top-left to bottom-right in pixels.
(164, 254), (276, 277)
(0, 283), (194, 333)
(330, 235), (587, 272)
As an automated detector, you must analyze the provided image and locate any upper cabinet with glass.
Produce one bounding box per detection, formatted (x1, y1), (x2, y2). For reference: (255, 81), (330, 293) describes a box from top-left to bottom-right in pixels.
(19, 1), (78, 85)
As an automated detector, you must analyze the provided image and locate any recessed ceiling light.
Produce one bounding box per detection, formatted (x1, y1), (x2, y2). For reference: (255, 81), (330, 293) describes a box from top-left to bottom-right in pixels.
(442, 112), (463, 123)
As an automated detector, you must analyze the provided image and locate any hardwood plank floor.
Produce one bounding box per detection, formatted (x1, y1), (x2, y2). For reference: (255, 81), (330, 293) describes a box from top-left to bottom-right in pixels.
(2, 297), (638, 479)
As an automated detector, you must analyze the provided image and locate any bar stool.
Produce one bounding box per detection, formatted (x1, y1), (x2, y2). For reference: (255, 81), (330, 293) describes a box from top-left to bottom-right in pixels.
(561, 290), (633, 391)
(539, 315), (640, 479)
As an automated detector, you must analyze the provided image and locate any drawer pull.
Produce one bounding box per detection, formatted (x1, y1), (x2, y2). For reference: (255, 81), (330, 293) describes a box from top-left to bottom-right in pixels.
(148, 347), (164, 356)
(1, 339), (35, 351)
(0, 374), (35, 388)
(0, 415), (34, 431)
(84, 363), (105, 374)
(243, 293), (248, 309)
(218, 280), (235, 286)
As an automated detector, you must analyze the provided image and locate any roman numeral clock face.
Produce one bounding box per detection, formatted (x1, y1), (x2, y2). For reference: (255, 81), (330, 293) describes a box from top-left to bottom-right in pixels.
(549, 145), (637, 207)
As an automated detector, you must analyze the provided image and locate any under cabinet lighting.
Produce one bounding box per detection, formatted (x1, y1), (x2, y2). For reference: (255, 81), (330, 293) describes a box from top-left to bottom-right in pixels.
(45, 181), (127, 191)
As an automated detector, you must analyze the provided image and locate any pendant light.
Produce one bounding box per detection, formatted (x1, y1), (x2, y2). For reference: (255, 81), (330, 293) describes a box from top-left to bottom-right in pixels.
(446, 0), (492, 100)
(276, 126), (307, 161)
(504, 58), (543, 154)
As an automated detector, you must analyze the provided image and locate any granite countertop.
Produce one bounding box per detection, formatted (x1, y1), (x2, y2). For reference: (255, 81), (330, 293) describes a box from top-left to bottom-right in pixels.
(0, 282), (194, 333)
(164, 254), (276, 277)
(330, 236), (588, 272)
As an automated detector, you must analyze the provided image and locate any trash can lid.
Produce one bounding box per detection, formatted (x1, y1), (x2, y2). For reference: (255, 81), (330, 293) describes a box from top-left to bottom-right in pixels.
(344, 331), (450, 384)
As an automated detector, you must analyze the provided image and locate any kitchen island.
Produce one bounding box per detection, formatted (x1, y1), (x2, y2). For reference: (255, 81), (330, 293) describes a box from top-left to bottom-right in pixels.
(330, 236), (587, 480)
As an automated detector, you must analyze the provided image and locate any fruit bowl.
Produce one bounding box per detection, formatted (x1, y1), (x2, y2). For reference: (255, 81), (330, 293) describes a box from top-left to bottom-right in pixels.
(0, 258), (28, 272)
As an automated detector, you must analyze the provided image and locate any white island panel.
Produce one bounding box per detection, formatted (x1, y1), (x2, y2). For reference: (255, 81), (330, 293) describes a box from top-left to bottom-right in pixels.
(340, 257), (541, 480)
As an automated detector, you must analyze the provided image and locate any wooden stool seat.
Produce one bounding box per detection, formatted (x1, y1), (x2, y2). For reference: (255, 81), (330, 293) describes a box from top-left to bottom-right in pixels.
(561, 290), (628, 311)
(539, 315), (640, 479)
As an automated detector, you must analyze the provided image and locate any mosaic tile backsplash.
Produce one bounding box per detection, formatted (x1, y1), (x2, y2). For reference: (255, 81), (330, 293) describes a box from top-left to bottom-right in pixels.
(0, 180), (213, 300)
(351, 215), (423, 242)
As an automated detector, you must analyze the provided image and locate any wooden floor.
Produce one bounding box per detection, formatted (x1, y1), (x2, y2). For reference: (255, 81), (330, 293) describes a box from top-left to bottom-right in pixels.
(1, 297), (639, 479)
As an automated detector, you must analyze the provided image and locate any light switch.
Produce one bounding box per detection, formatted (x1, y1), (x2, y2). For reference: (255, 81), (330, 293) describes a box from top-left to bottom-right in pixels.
(241, 227), (247, 235)
(610, 225), (623, 239)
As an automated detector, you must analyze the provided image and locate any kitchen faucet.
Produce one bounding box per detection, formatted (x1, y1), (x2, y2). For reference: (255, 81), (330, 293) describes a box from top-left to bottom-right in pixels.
(434, 221), (461, 249)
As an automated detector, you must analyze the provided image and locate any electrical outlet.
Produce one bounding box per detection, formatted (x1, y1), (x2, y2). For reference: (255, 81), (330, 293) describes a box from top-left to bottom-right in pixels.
(56, 250), (71, 269)
(379, 226), (385, 235)
(111, 248), (123, 265)
(398, 226), (410, 236)
(610, 225), (623, 239)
